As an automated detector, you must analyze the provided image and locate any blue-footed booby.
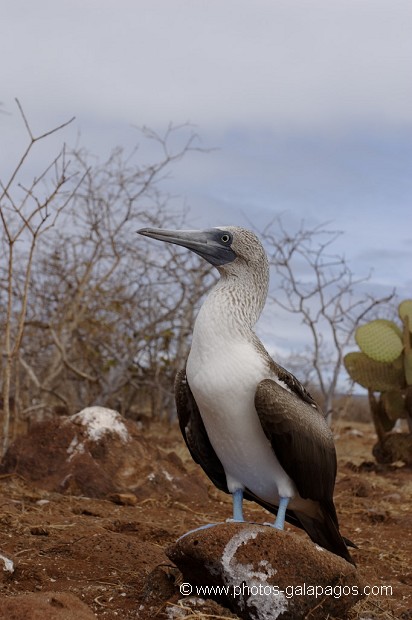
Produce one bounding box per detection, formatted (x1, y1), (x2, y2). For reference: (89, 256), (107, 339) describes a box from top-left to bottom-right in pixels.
(137, 226), (354, 565)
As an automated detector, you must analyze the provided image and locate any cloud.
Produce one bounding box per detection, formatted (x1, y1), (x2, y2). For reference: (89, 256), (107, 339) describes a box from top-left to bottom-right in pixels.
(2, 0), (412, 131)
(1, 0), (410, 314)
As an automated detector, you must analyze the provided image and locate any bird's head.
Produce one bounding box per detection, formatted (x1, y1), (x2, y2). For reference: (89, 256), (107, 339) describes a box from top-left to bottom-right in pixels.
(136, 225), (267, 273)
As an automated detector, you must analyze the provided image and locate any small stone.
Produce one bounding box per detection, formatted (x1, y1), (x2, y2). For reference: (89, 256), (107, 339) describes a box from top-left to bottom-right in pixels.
(30, 526), (50, 536)
(141, 566), (177, 603)
(364, 509), (389, 523)
(107, 492), (137, 506)
(382, 493), (402, 503)
(0, 553), (14, 575)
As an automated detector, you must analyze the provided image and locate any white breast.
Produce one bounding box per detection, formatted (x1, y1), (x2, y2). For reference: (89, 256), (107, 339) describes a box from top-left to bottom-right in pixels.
(186, 327), (297, 505)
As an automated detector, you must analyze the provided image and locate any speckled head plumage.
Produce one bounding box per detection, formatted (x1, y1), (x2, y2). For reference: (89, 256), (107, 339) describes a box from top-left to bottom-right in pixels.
(211, 226), (270, 326)
(212, 226), (269, 273)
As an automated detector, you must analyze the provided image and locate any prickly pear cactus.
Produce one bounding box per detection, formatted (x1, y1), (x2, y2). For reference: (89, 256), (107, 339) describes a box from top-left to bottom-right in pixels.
(344, 299), (412, 464)
(344, 351), (404, 392)
(355, 319), (403, 362)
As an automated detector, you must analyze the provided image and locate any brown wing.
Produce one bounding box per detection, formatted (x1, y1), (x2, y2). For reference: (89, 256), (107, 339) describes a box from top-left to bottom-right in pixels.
(255, 377), (355, 564)
(271, 361), (323, 412)
(255, 377), (336, 501)
(174, 369), (229, 494)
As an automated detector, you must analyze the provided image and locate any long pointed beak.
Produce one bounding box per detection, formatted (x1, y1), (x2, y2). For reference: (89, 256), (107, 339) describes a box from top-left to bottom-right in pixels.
(137, 227), (236, 267)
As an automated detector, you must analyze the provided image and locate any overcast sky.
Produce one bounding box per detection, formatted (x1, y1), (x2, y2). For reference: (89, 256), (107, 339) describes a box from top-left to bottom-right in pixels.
(1, 1), (412, 368)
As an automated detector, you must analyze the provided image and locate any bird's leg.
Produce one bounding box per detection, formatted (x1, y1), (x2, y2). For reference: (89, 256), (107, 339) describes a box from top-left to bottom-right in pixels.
(272, 496), (290, 530)
(178, 489), (245, 539)
(231, 488), (245, 522)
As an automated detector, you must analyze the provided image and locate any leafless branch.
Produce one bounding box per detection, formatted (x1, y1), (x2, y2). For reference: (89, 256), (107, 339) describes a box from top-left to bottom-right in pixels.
(0, 101), (78, 454)
(261, 217), (395, 423)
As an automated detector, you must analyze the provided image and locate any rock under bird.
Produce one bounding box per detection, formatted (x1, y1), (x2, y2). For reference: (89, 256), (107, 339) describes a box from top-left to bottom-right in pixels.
(137, 226), (354, 565)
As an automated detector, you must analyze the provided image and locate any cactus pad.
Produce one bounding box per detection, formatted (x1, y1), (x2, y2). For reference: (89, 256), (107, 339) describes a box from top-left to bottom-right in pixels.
(399, 299), (412, 333)
(355, 320), (403, 362)
(344, 351), (404, 391)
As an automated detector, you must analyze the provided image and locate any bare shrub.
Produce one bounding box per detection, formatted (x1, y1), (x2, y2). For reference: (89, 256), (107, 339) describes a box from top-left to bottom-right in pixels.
(0, 100), (79, 454)
(262, 218), (394, 424)
(3, 121), (213, 439)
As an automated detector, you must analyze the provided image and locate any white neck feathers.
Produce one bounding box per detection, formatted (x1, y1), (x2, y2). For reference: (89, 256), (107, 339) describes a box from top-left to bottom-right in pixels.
(193, 256), (269, 346)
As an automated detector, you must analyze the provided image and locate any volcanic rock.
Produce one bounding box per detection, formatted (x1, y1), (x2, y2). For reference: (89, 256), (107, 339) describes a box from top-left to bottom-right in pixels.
(373, 433), (412, 466)
(167, 522), (363, 620)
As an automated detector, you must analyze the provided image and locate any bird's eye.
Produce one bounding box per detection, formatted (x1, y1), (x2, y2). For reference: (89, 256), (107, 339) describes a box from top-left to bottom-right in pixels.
(221, 234), (231, 244)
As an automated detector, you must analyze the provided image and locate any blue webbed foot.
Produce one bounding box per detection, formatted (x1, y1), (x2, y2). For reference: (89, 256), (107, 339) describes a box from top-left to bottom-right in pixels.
(177, 522), (221, 541)
(177, 489), (248, 540)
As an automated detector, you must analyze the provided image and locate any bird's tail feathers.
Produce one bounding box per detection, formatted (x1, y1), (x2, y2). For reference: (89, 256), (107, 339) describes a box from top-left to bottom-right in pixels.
(295, 506), (355, 566)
